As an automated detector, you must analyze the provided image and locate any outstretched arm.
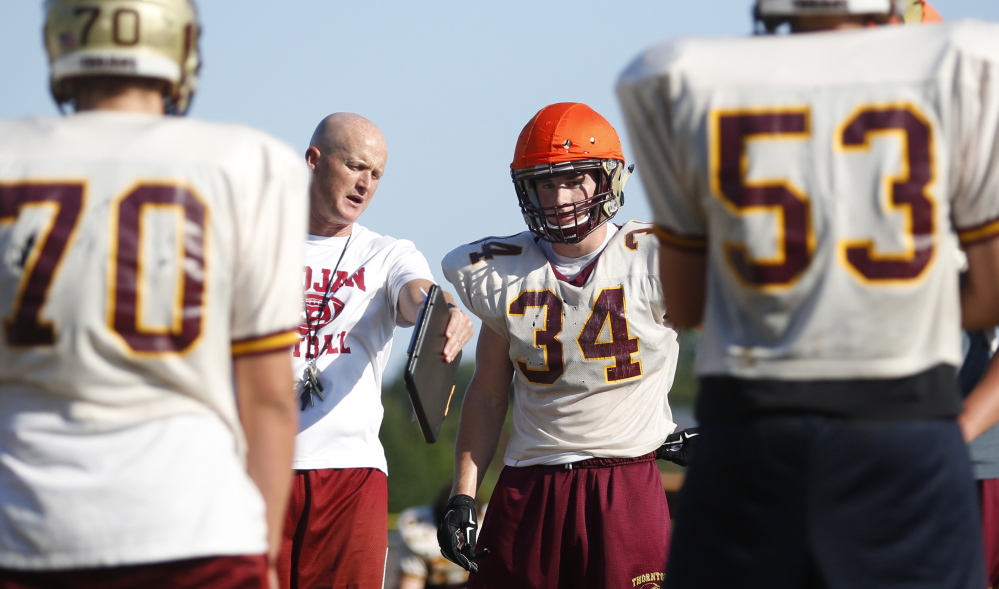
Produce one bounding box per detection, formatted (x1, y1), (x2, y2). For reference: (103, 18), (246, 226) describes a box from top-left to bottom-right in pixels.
(398, 278), (475, 364)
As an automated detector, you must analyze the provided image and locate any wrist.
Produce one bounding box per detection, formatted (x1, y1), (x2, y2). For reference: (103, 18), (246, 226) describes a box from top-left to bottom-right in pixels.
(447, 494), (476, 509)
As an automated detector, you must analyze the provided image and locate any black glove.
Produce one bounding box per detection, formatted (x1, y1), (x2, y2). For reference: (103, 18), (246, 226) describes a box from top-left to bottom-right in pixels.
(437, 494), (489, 573)
(656, 427), (700, 467)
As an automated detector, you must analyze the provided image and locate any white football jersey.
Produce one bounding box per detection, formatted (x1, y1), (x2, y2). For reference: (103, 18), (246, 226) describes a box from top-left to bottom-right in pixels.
(443, 221), (679, 464)
(0, 112), (308, 568)
(618, 21), (999, 381)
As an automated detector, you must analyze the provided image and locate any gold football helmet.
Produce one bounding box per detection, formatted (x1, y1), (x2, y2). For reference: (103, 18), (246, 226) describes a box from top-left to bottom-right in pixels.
(43, 0), (201, 114)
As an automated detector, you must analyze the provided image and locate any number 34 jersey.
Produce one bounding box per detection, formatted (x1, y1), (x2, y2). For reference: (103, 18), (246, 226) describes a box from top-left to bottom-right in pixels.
(442, 221), (679, 464)
(618, 20), (999, 381)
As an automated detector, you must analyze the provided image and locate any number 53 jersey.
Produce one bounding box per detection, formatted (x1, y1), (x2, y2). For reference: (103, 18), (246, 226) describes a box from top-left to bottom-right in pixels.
(442, 221), (679, 465)
(618, 20), (999, 382)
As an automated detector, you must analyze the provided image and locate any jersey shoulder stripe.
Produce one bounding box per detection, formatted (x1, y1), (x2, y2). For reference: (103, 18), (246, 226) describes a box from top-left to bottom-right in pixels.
(654, 223), (707, 251)
(957, 216), (999, 247)
(231, 329), (300, 357)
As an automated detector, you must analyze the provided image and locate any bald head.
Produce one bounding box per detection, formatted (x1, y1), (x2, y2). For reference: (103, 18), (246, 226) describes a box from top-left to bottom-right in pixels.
(305, 113), (389, 237)
(309, 112), (386, 158)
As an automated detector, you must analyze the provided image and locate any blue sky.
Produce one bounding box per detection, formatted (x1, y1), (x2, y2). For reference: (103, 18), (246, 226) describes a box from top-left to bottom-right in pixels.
(3, 1), (999, 376)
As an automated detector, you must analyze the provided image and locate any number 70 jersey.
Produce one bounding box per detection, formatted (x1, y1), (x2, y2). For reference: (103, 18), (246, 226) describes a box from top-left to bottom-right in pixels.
(442, 222), (679, 463)
(618, 20), (999, 381)
(0, 113), (307, 429)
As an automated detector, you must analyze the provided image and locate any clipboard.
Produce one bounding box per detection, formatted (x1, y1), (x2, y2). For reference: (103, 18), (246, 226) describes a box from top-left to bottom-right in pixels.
(404, 284), (462, 444)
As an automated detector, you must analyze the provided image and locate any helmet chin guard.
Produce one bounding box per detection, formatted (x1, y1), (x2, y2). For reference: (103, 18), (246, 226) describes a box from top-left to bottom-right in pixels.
(513, 159), (632, 244)
(754, 0), (905, 32)
(510, 103), (632, 244)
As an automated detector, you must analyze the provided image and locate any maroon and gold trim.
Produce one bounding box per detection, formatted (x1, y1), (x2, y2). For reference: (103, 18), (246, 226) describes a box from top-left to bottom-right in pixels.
(624, 226), (656, 250)
(232, 328), (301, 357)
(653, 224), (707, 252)
(958, 217), (999, 247)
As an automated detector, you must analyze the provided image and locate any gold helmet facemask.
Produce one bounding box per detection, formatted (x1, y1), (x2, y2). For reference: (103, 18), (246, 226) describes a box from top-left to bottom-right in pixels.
(43, 0), (201, 115)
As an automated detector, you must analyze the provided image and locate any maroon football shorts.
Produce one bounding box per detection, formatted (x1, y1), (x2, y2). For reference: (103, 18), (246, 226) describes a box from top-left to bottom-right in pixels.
(0, 555), (267, 589)
(981, 478), (999, 588)
(277, 468), (388, 589)
(468, 453), (670, 589)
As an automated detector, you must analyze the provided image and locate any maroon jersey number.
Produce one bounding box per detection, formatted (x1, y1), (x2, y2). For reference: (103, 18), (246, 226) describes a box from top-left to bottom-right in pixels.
(839, 106), (935, 282)
(109, 184), (208, 353)
(1, 183), (84, 346)
(509, 287), (643, 385)
(2, 181), (208, 353)
(712, 109), (813, 289)
(578, 287), (641, 381)
(469, 241), (523, 265)
(711, 103), (936, 289)
(508, 290), (564, 385)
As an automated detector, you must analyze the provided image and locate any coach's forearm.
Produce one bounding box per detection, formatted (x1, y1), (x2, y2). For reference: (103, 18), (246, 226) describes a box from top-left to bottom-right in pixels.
(234, 351), (298, 565)
(398, 278), (437, 325)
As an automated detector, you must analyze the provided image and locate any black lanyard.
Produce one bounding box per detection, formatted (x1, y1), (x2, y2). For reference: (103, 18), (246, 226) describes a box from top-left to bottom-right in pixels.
(303, 232), (352, 359)
(300, 232), (352, 410)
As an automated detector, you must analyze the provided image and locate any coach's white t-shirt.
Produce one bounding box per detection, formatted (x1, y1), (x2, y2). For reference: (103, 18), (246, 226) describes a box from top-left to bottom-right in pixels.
(292, 224), (434, 473)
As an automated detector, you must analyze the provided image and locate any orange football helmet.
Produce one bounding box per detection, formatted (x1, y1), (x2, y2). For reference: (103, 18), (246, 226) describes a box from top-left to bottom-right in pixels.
(510, 102), (633, 244)
(897, 0), (943, 23)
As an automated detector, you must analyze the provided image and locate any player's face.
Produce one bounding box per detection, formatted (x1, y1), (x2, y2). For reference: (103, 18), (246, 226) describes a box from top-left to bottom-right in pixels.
(534, 171), (598, 228)
(309, 131), (387, 231)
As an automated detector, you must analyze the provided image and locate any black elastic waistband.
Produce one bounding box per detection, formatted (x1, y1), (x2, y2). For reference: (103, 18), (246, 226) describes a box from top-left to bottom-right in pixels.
(535, 451), (657, 471)
(697, 364), (960, 421)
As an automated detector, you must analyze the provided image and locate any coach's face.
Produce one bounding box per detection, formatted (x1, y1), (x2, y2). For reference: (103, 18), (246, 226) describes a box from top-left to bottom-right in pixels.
(307, 121), (387, 236)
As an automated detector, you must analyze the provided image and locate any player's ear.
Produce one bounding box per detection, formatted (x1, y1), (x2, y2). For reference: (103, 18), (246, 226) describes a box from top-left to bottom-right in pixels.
(304, 146), (321, 171)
